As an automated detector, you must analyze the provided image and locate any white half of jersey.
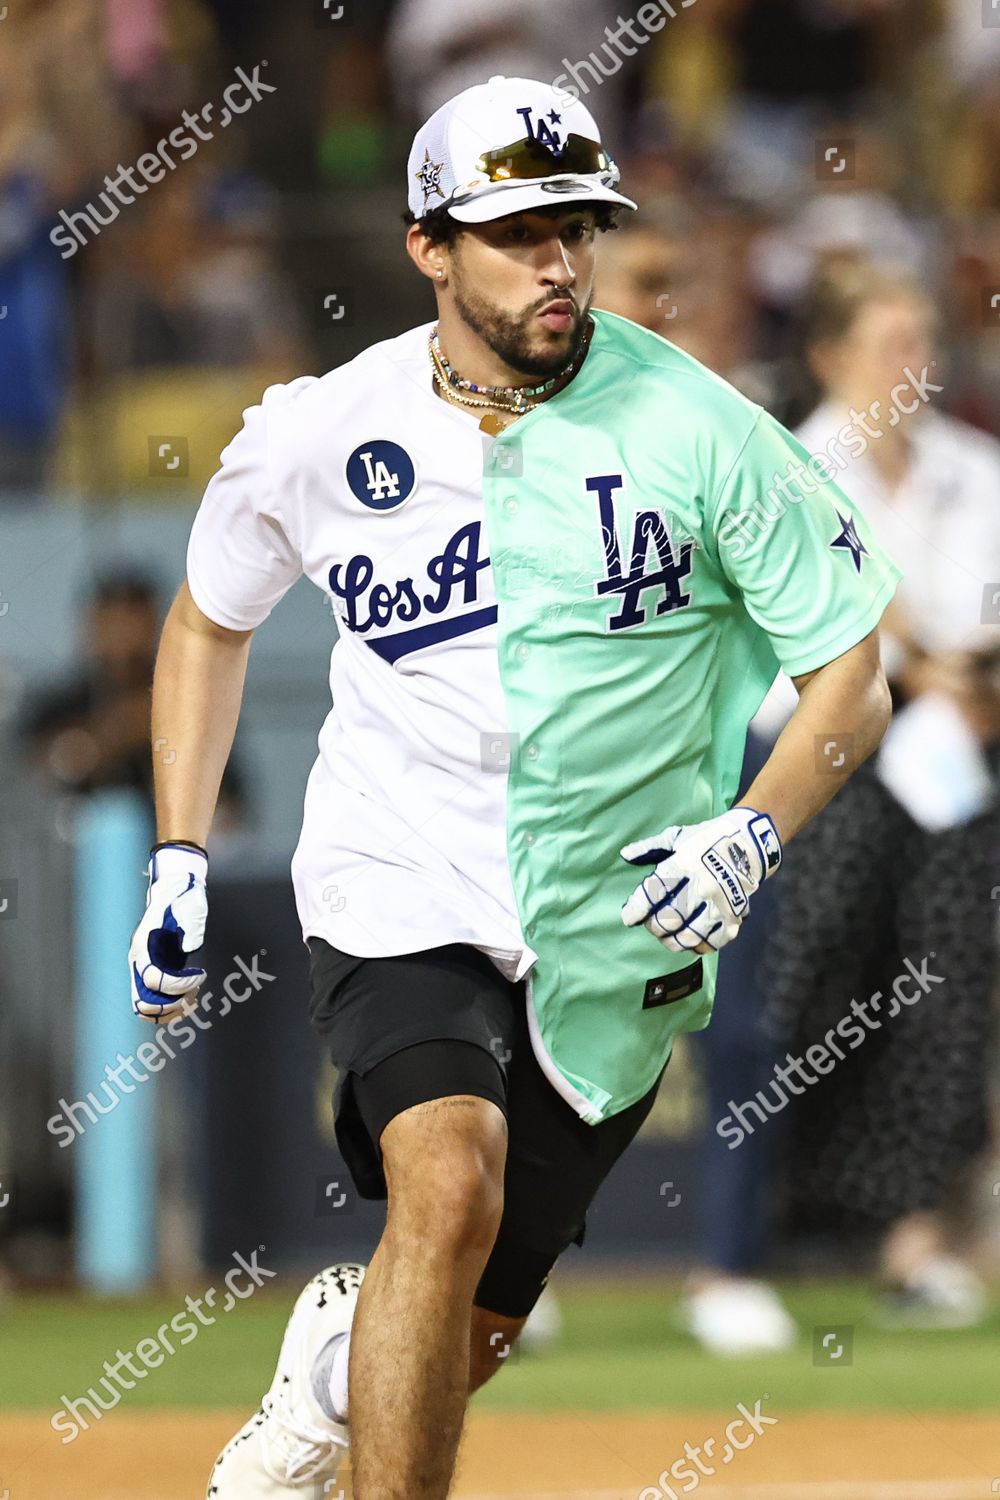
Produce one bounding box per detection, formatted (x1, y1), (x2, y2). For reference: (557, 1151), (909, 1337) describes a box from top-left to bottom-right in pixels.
(186, 321), (537, 984)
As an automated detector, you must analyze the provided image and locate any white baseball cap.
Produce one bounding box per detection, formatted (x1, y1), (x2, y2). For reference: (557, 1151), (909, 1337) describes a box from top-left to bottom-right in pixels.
(407, 75), (637, 225)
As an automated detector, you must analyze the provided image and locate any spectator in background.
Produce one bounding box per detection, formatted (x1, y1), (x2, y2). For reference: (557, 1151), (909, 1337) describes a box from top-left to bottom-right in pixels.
(386, 0), (628, 144)
(593, 207), (696, 333)
(717, 0), (903, 205)
(83, 165), (305, 378)
(21, 572), (165, 795)
(20, 571), (248, 834)
(747, 120), (930, 320)
(0, 0), (134, 493)
(762, 264), (1000, 1326)
(596, 209), (788, 437)
(940, 215), (1000, 439)
(0, 155), (69, 492)
(640, 0), (912, 203)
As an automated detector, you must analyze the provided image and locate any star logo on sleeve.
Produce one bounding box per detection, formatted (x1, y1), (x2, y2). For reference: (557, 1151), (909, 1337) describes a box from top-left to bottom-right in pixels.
(415, 149), (446, 208)
(830, 511), (868, 573)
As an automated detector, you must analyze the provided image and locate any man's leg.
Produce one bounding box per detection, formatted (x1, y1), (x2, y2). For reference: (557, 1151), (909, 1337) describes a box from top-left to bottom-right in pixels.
(467, 1306), (528, 1392)
(461, 995), (671, 1413)
(348, 1094), (507, 1500)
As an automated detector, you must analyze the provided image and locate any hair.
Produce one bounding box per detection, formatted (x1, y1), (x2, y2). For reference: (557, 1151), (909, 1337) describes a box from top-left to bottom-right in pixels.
(801, 260), (931, 350)
(402, 201), (622, 245)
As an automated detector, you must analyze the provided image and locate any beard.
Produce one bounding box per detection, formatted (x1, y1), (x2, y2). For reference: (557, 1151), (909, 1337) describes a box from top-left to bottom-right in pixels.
(450, 277), (592, 380)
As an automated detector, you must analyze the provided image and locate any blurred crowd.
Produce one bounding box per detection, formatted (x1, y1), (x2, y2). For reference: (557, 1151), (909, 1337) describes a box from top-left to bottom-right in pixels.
(2, 0), (999, 1338)
(5, 0), (1000, 492)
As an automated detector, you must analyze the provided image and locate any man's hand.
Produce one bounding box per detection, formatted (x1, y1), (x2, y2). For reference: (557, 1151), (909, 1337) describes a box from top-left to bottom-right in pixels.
(620, 808), (782, 954)
(128, 843), (208, 1022)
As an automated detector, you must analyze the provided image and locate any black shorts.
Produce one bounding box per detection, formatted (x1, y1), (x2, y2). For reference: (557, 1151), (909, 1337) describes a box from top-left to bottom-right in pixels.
(307, 938), (665, 1317)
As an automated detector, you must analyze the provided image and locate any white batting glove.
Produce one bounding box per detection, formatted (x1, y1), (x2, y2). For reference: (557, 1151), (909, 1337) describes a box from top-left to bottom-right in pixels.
(620, 808), (782, 954)
(128, 843), (208, 1023)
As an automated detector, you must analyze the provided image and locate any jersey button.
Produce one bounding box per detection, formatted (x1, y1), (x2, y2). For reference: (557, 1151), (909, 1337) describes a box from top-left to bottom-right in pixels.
(524, 831), (536, 846)
(515, 644), (530, 661)
(525, 743), (539, 760)
(504, 497), (518, 513)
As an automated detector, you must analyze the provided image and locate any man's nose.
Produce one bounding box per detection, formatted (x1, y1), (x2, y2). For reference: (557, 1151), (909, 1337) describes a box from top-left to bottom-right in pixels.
(542, 246), (575, 288)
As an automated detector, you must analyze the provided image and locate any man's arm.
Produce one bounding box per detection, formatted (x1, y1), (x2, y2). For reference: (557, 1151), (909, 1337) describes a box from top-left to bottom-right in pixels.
(152, 580), (254, 845)
(131, 386), (301, 1020)
(737, 626), (892, 844)
(621, 629), (892, 954)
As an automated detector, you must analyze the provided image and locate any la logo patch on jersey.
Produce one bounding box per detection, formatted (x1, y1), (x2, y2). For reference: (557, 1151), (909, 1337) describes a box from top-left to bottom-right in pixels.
(346, 440), (417, 513)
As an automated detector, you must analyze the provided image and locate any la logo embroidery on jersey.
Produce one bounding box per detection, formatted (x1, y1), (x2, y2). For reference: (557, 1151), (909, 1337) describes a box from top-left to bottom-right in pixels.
(328, 520), (494, 664)
(345, 440), (417, 513)
(587, 473), (694, 632)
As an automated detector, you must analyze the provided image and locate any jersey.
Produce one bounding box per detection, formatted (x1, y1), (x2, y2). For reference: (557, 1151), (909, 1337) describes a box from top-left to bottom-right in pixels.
(185, 309), (900, 1123)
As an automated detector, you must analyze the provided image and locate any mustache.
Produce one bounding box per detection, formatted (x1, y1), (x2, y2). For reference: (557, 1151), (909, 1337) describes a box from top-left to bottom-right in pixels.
(531, 291), (579, 314)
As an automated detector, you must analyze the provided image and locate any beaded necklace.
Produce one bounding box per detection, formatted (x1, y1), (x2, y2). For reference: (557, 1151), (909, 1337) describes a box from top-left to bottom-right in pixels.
(428, 320), (592, 436)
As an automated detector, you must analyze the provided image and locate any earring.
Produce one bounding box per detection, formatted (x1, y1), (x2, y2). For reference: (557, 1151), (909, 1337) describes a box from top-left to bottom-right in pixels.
(436, 270), (444, 278)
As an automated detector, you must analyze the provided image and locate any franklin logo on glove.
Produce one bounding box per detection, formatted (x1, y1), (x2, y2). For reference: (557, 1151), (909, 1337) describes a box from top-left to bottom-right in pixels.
(620, 808), (782, 954)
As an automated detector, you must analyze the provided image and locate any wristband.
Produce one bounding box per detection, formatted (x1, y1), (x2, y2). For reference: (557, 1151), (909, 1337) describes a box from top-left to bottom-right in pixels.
(151, 840), (208, 859)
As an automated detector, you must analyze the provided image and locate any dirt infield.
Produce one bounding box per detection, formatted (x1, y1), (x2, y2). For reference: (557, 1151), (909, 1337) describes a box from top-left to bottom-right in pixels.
(3, 1409), (999, 1500)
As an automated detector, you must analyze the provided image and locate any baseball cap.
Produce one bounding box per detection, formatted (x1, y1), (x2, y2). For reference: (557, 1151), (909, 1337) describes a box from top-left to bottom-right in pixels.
(407, 75), (637, 225)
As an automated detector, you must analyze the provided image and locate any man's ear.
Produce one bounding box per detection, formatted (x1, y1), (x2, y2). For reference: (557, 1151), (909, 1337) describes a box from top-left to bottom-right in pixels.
(406, 223), (449, 284)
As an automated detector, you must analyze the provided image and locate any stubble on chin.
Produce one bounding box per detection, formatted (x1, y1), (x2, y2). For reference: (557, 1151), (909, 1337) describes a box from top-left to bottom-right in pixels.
(452, 280), (591, 379)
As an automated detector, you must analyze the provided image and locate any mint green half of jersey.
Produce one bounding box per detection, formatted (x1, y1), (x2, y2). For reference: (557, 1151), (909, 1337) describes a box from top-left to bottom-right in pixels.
(481, 311), (901, 1123)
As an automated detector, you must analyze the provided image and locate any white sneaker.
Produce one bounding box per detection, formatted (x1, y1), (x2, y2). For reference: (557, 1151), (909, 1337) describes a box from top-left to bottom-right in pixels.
(518, 1284), (563, 1355)
(877, 1256), (987, 1330)
(207, 1263), (365, 1497)
(680, 1279), (797, 1357)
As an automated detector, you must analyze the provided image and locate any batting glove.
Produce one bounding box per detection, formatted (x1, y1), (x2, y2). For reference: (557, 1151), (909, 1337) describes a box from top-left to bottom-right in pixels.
(128, 843), (208, 1022)
(620, 808), (782, 954)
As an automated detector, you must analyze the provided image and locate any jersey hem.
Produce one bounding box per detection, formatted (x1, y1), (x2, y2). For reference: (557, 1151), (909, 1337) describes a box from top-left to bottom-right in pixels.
(524, 977), (673, 1125)
(300, 925), (535, 982)
(525, 978), (606, 1123)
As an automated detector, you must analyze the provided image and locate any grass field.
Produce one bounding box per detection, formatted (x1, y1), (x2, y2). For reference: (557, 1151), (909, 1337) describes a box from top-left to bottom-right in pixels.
(2, 1276), (997, 1412)
(2, 1275), (999, 1500)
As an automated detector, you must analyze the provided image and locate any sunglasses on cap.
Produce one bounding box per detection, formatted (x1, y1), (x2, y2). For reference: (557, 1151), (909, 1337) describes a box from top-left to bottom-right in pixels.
(450, 132), (620, 204)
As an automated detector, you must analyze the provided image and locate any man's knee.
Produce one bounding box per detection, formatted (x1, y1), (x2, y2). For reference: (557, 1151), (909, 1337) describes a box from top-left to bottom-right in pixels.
(381, 1095), (507, 1256)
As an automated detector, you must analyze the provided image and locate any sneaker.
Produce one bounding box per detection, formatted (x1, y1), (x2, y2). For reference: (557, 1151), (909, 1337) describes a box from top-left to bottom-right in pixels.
(876, 1256), (987, 1330)
(518, 1284), (563, 1355)
(207, 1263), (365, 1497)
(680, 1279), (797, 1357)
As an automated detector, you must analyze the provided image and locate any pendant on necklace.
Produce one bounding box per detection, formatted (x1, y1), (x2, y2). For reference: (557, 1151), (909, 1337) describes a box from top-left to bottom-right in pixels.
(479, 411), (513, 436)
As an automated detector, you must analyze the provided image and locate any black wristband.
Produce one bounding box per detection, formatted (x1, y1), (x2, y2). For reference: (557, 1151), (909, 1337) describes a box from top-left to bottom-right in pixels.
(151, 840), (208, 859)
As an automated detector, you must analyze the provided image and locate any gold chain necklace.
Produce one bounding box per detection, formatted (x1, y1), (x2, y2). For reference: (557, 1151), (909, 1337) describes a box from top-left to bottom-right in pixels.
(429, 338), (537, 436)
(428, 320), (593, 437)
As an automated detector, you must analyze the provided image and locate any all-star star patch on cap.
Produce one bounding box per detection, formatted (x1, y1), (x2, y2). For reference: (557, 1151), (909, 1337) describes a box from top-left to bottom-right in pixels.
(407, 74), (637, 225)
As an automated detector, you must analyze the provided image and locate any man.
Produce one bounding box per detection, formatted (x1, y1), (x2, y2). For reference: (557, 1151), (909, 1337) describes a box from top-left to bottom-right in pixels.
(128, 76), (897, 1500)
(21, 573), (161, 795)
